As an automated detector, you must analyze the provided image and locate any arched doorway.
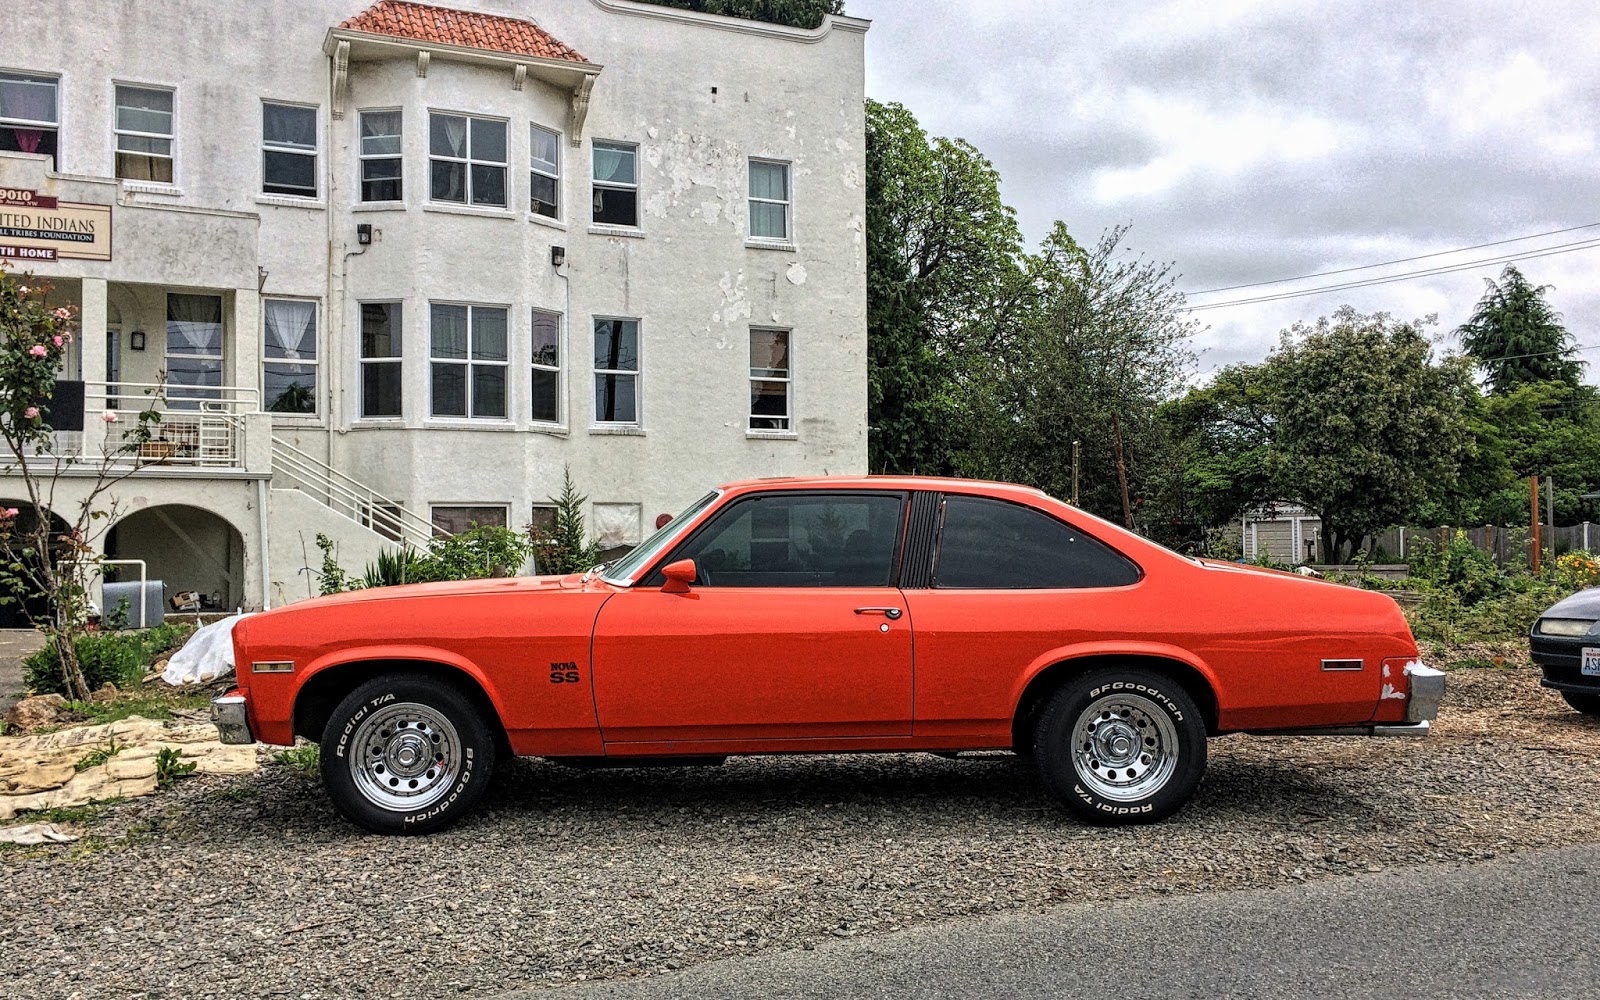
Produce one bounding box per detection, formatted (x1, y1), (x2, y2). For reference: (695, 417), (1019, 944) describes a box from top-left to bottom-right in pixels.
(0, 500), (71, 629)
(105, 504), (246, 614)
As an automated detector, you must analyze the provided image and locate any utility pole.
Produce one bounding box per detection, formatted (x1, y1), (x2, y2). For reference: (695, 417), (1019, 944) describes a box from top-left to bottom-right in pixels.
(1548, 476), (1556, 563)
(1530, 475), (1542, 573)
(1112, 413), (1133, 531)
(1070, 440), (1080, 507)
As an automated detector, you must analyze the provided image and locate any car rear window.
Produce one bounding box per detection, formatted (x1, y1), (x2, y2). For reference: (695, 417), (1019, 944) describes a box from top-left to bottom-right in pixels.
(934, 495), (1140, 589)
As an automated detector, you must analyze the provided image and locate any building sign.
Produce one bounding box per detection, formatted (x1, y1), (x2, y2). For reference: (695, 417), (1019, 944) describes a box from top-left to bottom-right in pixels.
(0, 191), (111, 262)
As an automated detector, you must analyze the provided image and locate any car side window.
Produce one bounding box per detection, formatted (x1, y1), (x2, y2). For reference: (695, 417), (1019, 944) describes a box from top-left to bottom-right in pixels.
(934, 495), (1140, 589)
(664, 493), (904, 588)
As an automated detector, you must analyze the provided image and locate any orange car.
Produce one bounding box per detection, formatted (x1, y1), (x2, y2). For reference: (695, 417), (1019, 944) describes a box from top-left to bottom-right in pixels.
(215, 476), (1443, 834)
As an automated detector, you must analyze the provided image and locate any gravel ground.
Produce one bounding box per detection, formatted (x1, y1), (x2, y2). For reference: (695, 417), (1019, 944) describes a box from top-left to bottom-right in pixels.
(2, 660), (1597, 1000)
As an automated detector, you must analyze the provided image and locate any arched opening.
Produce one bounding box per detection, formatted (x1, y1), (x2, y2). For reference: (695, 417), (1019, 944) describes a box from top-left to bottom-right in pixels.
(0, 500), (71, 629)
(105, 504), (246, 614)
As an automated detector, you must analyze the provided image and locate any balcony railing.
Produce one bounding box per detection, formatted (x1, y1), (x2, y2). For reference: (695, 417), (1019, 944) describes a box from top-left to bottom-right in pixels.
(37, 381), (260, 470)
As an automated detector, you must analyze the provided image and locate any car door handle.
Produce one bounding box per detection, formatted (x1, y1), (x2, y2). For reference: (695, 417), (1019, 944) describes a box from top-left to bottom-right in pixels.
(854, 606), (903, 620)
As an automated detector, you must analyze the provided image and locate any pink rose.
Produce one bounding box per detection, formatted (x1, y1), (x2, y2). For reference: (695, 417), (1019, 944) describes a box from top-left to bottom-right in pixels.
(0, 508), (16, 519)
(52, 307), (71, 320)
(52, 336), (62, 347)
(62, 332), (72, 344)
(23, 407), (38, 419)
(28, 345), (46, 357)
(102, 411), (119, 423)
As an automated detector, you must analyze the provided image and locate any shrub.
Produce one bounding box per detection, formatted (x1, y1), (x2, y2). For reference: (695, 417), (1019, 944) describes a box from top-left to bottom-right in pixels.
(1554, 551), (1600, 593)
(22, 622), (195, 696)
(1406, 531), (1503, 605)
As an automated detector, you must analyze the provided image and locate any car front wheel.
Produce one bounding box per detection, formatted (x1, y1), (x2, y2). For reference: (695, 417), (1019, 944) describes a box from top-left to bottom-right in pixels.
(320, 674), (496, 835)
(1033, 668), (1207, 825)
(1561, 690), (1600, 716)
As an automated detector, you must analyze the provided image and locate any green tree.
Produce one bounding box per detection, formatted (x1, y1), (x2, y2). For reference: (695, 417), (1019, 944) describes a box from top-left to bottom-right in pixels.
(633, 0), (843, 28)
(1458, 265), (1585, 395)
(960, 224), (1198, 527)
(532, 466), (602, 575)
(865, 99), (1025, 474)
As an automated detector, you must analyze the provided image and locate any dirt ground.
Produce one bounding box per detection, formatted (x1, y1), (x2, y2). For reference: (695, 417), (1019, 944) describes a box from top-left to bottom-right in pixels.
(0, 629), (42, 720)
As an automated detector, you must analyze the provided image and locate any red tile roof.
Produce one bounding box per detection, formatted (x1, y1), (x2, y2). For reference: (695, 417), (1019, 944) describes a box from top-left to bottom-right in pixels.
(339, 0), (589, 64)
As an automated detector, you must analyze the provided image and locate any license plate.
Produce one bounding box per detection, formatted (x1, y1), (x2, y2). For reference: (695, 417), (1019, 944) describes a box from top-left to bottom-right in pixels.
(1584, 648), (1600, 677)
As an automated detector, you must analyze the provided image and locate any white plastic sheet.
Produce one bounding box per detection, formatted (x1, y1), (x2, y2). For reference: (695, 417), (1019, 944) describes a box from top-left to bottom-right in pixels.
(161, 614), (248, 686)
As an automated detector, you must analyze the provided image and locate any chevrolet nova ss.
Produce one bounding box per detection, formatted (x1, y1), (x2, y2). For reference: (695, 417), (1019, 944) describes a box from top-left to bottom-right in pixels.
(215, 476), (1445, 834)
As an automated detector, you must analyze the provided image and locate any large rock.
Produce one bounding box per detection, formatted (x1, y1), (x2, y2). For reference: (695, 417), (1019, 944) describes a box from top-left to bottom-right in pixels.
(4, 694), (66, 732)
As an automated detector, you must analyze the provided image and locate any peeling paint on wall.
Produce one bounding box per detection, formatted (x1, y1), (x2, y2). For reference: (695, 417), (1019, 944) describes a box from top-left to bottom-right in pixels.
(786, 262), (807, 286)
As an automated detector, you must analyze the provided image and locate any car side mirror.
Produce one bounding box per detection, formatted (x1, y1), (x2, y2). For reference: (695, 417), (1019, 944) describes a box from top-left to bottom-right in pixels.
(661, 558), (697, 594)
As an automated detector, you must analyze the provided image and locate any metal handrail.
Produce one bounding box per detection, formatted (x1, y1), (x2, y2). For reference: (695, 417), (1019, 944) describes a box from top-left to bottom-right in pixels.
(269, 435), (436, 548)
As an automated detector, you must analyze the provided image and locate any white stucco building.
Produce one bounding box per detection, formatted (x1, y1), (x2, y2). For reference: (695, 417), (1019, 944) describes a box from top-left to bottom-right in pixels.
(0, 0), (869, 616)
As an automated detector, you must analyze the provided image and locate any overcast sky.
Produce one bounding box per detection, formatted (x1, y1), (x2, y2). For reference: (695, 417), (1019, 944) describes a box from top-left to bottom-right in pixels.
(849, 0), (1600, 383)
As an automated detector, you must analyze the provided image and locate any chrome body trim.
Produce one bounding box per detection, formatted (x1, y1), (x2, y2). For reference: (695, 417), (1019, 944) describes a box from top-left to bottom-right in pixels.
(1245, 721), (1431, 738)
(210, 694), (255, 745)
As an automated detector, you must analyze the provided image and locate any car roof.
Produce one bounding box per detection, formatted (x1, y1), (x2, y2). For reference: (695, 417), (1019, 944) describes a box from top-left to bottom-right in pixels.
(715, 474), (1050, 499)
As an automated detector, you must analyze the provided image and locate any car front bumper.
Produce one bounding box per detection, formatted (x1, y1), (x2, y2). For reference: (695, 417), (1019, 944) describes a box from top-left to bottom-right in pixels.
(211, 691), (255, 745)
(1530, 635), (1600, 696)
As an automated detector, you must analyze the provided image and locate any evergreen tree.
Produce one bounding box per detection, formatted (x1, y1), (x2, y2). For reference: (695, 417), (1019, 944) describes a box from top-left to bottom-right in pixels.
(1458, 264), (1584, 394)
(533, 466), (602, 575)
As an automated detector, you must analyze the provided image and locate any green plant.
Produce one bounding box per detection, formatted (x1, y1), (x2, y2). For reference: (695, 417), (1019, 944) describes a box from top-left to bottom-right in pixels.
(362, 545), (433, 588)
(73, 737), (122, 772)
(532, 466), (602, 575)
(273, 742), (320, 775)
(315, 533), (363, 595)
(22, 621), (195, 696)
(426, 525), (535, 580)
(155, 746), (196, 786)
(1407, 530), (1504, 605)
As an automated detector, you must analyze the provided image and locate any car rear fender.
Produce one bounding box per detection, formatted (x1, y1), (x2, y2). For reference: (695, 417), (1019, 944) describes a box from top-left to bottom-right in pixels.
(1009, 641), (1224, 741)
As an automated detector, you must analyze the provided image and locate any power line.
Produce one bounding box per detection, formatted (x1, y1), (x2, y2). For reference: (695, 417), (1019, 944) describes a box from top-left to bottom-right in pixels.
(1184, 222), (1600, 295)
(1185, 237), (1600, 312)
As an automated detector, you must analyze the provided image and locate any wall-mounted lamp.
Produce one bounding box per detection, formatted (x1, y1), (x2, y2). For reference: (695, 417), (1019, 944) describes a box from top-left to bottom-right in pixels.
(129, 330), (146, 351)
(551, 245), (566, 268)
(356, 223), (373, 246)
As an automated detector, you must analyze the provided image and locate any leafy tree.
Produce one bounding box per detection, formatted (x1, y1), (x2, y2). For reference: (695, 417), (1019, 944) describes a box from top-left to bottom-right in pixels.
(960, 225), (1198, 527)
(1458, 265), (1585, 394)
(865, 99), (1024, 474)
(633, 0), (843, 29)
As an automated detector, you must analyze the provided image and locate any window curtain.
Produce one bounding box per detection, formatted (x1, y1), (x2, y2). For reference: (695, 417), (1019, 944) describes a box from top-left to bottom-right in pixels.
(166, 294), (223, 355)
(749, 162), (786, 200)
(264, 300), (315, 360)
(593, 146), (633, 183)
(264, 103), (314, 148)
(1, 78), (53, 152)
(430, 304), (468, 359)
(433, 115), (467, 158)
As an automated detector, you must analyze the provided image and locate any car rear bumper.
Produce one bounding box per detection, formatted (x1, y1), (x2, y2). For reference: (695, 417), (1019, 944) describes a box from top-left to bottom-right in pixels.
(1406, 663), (1446, 722)
(1247, 661), (1445, 738)
(211, 691), (255, 745)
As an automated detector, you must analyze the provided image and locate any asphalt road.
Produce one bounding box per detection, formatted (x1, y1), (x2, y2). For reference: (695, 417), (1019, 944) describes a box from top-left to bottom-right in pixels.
(512, 844), (1600, 1000)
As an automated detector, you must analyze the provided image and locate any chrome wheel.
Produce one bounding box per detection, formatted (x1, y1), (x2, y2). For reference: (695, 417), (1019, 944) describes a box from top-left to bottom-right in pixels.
(1071, 692), (1180, 802)
(349, 702), (462, 812)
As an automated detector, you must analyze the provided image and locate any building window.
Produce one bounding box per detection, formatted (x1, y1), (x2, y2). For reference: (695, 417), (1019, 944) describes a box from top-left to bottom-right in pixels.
(360, 302), (402, 418)
(748, 159), (790, 241)
(429, 113), (506, 207)
(262, 102), (317, 197)
(113, 85), (174, 183)
(593, 318), (639, 424)
(591, 140), (638, 227)
(359, 109), (402, 202)
(430, 304), (508, 419)
(530, 124), (560, 219)
(529, 503), (557, 541)
(749, 329), (791, 430)
(165, 293), (224, 410)
(262, 299), (317, 415)
(0, 72), (58, 167)
(431, 504), (508, 538)
(532, 308), (561, 423)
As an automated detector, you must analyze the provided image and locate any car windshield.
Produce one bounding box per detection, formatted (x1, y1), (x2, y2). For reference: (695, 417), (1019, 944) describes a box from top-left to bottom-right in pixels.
(601, 491), (720, 586)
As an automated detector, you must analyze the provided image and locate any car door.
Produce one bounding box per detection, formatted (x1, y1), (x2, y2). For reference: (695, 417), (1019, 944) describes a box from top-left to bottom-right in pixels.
(902, 492), (1145, 742)
(590, 490), (913, 744)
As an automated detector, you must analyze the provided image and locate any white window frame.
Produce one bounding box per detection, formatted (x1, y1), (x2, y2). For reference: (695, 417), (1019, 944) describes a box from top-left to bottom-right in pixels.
(591, 139), (639, 229)
(428, 111), (508, 208)
(261, 297), (320, 418)
(0, 71), (60, 167)
(747, 157), (792, 243)
(592, 316), (642, 427)
(358, 108), (403, 203)
(531, 307), (562, 426)
(112, 82), (175, 185)
(530, 123), (561, 220)
(429, 302), (510, 420)
(261, 100), (319, 199)
(359, 300), (404, 420)
(749, 327), (792, 431)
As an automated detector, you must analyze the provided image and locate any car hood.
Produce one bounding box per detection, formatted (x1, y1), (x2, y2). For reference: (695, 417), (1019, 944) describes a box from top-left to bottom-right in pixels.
(266, 573), (608, 613)
(1538, 586), (1600, 620)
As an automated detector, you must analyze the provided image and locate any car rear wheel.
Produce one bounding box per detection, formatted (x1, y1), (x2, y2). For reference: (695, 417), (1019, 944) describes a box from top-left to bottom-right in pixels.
(1032, 668), (1207, 825)
(1561, 691), (1600, 716)
(320, 674), (496, 835)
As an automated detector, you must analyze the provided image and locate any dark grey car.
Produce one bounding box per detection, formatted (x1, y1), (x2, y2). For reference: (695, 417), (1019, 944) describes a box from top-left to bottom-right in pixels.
(1530, 586), (1600, 716)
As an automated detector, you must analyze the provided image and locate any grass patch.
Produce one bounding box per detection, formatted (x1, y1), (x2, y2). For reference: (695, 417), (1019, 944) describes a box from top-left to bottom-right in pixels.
(73, 737), (123, 772)
(273, 743), (320, 776)
(208, 783), (258, 804)
(10, 798), (124, 828)
(57, 689), (213, 727)
(155, 746), (196, 786)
